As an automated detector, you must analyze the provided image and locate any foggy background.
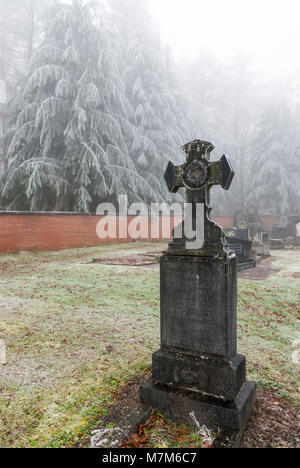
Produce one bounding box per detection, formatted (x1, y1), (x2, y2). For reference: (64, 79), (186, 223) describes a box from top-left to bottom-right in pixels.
(0, 0), (299, 215)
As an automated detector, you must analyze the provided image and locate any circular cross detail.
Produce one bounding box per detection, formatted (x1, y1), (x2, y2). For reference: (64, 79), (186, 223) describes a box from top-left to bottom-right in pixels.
(182, 159), (208, 190)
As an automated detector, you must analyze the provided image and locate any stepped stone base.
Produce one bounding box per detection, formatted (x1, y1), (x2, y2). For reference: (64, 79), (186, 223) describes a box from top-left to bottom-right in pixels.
(152, 349), (246, 402)
(140, 378), (256, 433)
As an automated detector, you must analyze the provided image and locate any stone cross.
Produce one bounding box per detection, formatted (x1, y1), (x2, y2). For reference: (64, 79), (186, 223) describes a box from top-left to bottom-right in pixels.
(165, 140), (234, 195)
(164, 140), (234, 255)
(140, 139), (256, 442)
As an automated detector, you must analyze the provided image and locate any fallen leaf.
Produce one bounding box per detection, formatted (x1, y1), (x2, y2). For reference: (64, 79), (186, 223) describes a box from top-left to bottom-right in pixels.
(202, 441), (213, 448)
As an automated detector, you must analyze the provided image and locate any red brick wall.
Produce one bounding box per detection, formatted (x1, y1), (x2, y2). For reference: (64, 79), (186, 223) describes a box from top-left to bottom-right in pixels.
(0, 213), (182, 254)
(260, 216), (280, 233)
(0, 212), (280, 255)
(213, 216), (234, 229)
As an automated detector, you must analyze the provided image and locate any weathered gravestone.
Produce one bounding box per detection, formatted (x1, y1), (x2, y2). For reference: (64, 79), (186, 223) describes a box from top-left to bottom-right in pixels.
(246, 210), (263, 240)
(226, 236), (256, 271)
(262, 232), (271, 256)
(140, 140), (256, 440)
(227, 210), (256, 269)
(236, 228), (249, 241)
(234, 211), (250, 241)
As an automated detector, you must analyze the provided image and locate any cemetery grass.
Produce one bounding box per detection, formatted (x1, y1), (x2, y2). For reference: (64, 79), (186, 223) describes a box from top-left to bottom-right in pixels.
(0, 245), (299, 448)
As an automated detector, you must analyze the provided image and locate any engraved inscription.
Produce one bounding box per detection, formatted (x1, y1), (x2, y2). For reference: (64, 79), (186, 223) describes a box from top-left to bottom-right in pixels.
(161, 258), (228, 356)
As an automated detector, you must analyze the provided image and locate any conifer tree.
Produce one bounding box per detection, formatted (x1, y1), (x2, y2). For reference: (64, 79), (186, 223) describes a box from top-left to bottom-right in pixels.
(109, 0), (190, 203)
(247, 102), (300, 214)
(1, 0), (161, 211)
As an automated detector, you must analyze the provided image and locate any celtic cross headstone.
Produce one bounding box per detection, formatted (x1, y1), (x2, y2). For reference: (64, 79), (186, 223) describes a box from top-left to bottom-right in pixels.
(140, 140), (256, 440)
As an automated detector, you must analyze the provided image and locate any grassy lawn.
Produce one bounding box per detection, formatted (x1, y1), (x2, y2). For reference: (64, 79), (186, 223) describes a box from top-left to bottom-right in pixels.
(0, 244), (299, 448)
(238, 250), (300, 403)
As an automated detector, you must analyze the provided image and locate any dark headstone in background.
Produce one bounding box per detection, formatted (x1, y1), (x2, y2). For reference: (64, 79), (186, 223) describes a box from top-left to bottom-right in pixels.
(226, 236), (256, 271)
(236, 228), (249, 240)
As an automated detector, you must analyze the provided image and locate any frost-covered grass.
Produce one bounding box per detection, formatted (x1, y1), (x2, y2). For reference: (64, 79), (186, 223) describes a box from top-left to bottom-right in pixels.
(0, 243), (162, 448)
(0, 245), (299, 448)
(238, 251), (300, 403)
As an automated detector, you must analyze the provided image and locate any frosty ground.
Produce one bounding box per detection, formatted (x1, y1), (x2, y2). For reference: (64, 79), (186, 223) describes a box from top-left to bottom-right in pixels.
(0, 243), (299, 448)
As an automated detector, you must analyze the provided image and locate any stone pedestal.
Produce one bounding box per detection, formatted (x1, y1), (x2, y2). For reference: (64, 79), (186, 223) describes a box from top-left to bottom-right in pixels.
(141, 379), (256, 433)
(140, 253), (256, 432)
(262, 233), (271, 256)
(160, 254), (237, 358)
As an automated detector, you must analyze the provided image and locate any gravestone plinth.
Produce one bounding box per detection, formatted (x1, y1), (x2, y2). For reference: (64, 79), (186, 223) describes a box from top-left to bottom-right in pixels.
(140, 140), (256, 437)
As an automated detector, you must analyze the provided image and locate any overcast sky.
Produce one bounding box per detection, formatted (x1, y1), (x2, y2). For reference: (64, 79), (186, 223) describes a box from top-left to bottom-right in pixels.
(149, 0), (300, 80)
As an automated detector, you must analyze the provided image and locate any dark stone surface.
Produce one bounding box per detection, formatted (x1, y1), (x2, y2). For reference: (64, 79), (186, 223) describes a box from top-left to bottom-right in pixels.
(226, 236), (252, 260)
(226, 236), (256, 271)
(220, 154), (235, 190)
(164, 161), (182, 194)
(236, 229), (249, 240)
(164, 140), (234, 201)
(140, 378), (256, 432)
(165, 140), (235, 258)
(237, 259), (257, 272)
(140, 139), (255, 441)
(160, 253), (237, 359)
(152, 349), (246, 402)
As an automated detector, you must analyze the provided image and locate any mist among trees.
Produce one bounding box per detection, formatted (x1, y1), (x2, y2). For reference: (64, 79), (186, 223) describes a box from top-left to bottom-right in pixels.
(0, 0), (299, 215)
